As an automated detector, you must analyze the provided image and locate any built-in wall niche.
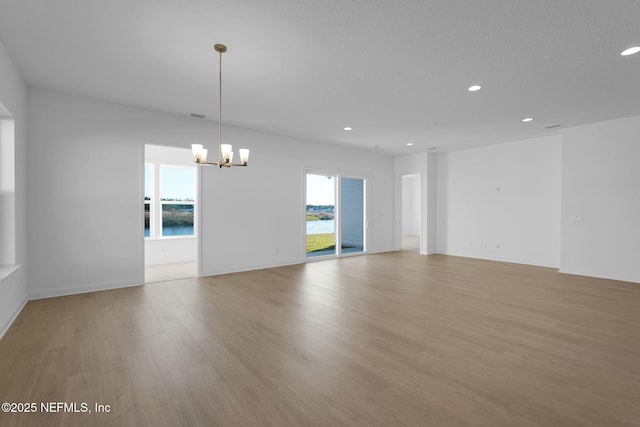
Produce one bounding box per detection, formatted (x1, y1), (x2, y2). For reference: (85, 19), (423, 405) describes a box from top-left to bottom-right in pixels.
(0, 107), (16, 269)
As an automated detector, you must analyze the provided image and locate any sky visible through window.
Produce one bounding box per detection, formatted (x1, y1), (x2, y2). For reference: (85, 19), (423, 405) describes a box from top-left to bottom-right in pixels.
(307, 174), (335, 205)
(160, 166), (195, 201)
(144, 164), (152, 199)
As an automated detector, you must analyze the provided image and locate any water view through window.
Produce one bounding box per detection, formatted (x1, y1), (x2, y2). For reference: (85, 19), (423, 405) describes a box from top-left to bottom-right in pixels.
(160, 167), (195, 237)
(161, 204), (194, 236)
(145, 163), (196, 238)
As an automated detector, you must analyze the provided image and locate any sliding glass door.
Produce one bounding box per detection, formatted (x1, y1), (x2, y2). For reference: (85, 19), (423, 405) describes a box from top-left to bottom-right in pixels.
(306, 172), (366, 259)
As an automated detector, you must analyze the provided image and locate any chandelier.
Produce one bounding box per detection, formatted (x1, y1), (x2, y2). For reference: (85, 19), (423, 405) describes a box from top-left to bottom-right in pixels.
(192, 44), (249, 167)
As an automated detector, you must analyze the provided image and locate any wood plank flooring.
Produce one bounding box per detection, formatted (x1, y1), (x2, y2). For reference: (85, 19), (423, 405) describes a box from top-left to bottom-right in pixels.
(1, 252), (639, 426)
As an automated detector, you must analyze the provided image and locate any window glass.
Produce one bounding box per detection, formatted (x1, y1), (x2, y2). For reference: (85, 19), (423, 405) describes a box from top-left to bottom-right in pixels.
(160, 167), (195, 201)
(160, 167), (195, 237)
(144, 164), (152, 238)
(144, 164), (152, 200)
(306, 174), (336, 257)
(161, 204), (194, 236)
(144, 203), (151, 237)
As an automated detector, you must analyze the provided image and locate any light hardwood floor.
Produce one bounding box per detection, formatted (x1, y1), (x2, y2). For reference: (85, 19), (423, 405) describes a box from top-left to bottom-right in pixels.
(1, 252), (639, 426)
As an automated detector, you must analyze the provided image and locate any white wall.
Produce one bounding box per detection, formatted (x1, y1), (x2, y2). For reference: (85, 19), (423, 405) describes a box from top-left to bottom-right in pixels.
(144, 145), (196, 266)
(560, 116), (640, 283)
(401, 175), (421, 235)
(436, 135), (561, 268)
(27, 89), (146, 298)
(199, 129), (395, 276)
(145, 238), (196, 266)
(0, 40), (28, 337)
(26, 88), (395, 296)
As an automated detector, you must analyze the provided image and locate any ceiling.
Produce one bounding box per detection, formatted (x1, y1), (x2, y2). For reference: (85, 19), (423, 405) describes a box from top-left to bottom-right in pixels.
(0, 0), (639, 155)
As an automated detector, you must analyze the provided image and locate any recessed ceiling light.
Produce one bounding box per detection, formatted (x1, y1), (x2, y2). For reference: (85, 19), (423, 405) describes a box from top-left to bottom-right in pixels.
(406, 142), (414, 146)
(468, 85), (482, 92)
(522, 117), (534, 122)
(621, 46), (640, 56)
(343, 127), (352, 131)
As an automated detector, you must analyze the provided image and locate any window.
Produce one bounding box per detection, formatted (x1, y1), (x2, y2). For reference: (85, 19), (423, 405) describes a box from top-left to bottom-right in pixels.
(144, 163), (152, 238)
(144, 162), (196, 239)
(160, 166), (195, 237)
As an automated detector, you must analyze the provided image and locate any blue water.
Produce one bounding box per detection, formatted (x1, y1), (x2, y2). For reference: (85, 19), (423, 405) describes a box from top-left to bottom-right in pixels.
(144, 227), (193, 237)
(307, 219), (334, 234)
(162, 226), (194, 236)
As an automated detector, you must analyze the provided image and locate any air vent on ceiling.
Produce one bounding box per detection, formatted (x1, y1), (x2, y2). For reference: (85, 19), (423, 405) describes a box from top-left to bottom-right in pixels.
(544, 123), (562, 129)
(427, 146), (439, 151)
(190, 113), (206, 119)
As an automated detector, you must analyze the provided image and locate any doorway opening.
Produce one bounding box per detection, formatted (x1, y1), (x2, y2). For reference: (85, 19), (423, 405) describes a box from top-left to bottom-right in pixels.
(144, 145), (197, 283)
(305, 171), (366, 260)
(401, 174), (421, 253)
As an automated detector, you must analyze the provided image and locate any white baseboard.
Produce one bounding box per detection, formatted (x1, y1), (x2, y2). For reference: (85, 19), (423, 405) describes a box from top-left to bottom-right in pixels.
(558, 268), (639, 284)
(365, 248), (395, 255)
(145, 258), (196, 267)
(199, 250), (396, 277)
(29, 278), (144, 300)
(199, 258), (305, 277)
(0, 297), (27, 341)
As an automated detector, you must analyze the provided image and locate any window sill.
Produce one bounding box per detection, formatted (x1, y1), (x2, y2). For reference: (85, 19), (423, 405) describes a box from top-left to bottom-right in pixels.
(145, 236), (196, 241)
(0, 265), (21, 283)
